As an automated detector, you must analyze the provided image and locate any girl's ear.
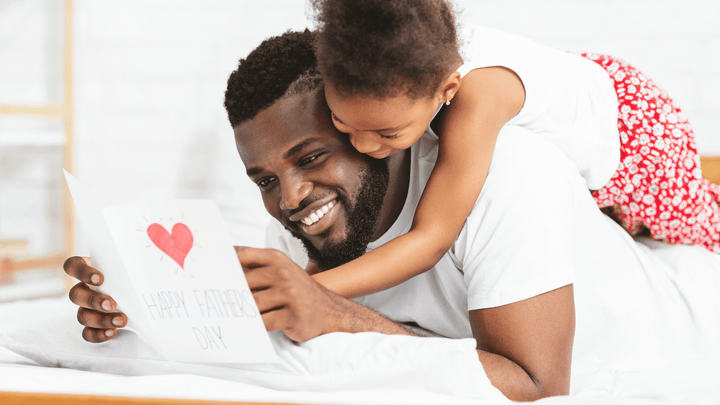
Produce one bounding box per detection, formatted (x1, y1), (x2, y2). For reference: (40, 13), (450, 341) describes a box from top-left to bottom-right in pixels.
(438, 71), (462, 105)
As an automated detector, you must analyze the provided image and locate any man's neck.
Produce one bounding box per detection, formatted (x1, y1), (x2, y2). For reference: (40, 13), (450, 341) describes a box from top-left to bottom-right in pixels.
(371, 148), (411, 241)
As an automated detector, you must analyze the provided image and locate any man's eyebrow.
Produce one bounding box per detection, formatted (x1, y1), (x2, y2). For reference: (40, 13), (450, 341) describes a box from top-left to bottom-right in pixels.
(283, 137), (324, 160)
(245, 137), (324, 178)
(246, 166), (263, 177)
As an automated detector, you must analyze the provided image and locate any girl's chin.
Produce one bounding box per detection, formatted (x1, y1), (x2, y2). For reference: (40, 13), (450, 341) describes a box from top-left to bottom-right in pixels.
(367, 150), (399, 159)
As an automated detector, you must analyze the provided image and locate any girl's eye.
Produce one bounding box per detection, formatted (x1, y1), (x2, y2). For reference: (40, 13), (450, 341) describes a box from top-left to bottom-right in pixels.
(379, 133), (399, 139)
(331, 114), (348, 129)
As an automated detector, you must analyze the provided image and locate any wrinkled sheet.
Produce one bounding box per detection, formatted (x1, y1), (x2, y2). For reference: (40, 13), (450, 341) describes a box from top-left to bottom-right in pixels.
(0, 298), (505, 405)
(1, 236), (720, 404)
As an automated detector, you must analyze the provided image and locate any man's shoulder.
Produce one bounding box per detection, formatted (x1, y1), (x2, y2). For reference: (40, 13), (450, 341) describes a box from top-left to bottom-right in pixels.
(415, 125), (581, 194)
(472, 125), (586, 223)
(449, 126), (583, 309)
(489, 125), (581, 186)
(448, 124), (588, 259)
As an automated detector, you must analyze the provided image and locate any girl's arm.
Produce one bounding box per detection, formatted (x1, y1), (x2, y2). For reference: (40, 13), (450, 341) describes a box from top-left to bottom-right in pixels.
(313, 66), (525, 298)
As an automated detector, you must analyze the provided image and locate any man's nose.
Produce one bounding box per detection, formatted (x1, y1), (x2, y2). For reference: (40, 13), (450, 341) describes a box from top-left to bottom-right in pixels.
(348, 132), (382, 154)
(279, 176), (313, 211)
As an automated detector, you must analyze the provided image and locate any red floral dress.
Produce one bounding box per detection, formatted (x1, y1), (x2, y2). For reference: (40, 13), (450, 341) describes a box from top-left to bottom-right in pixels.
(582, 53), (720, 253)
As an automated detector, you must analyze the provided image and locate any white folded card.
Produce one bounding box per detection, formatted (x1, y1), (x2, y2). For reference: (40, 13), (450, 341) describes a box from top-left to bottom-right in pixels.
(64, 170), (277, 363)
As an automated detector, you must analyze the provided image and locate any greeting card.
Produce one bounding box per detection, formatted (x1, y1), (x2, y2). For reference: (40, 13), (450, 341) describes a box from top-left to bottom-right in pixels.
(64, 170), (277, 363)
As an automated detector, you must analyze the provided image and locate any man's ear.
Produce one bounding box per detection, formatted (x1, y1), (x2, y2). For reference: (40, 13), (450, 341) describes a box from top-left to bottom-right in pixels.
(438, 71), (462, 105)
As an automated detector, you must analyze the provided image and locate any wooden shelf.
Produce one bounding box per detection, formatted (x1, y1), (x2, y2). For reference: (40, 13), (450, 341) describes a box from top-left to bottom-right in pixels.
(0, 0), (74, 295)
(0, 129), (66, 146)
(0, 251), (65, 290)
(0, 239), (29, 258)
(0, 105), (64, 116)
(701, 156), (720, 185)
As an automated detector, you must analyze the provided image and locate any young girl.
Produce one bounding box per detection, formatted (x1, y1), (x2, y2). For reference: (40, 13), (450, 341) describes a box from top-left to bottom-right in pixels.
(308, 0), (720, 298)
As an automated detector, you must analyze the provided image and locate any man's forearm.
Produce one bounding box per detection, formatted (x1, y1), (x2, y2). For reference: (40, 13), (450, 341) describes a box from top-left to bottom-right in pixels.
(324, 288), (418, 336)
(476, 349), (548, 402)
(469, 285), (575, 401)
(326, 290), (549, 401)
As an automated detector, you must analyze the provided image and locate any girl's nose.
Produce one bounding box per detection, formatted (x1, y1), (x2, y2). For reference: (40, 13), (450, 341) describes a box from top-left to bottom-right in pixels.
(348, 132), (382, 155)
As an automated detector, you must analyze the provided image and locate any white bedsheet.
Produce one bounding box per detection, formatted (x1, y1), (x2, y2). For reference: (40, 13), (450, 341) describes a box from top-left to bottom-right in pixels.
(0, 298), (506, 405)
(1, 235), (720, 404)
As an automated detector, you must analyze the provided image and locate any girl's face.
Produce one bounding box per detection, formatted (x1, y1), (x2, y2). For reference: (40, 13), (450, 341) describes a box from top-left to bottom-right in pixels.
(324, 82), (442, 159)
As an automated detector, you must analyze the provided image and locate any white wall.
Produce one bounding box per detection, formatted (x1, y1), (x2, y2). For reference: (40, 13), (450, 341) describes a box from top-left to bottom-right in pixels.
(459, 0), (720, 155)
(71, 0), (310, 251)
(2, 0), (720, 259)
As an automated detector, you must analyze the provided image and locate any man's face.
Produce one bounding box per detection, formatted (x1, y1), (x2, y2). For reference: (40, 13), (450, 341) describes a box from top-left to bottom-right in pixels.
(233, 89), (389, 269)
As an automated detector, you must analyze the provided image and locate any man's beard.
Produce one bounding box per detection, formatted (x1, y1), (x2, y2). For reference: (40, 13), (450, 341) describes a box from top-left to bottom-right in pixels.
(286, 157), (390, 271)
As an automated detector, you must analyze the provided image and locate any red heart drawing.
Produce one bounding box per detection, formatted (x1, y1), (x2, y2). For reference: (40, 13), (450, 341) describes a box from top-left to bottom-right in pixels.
(147, 223), (194, 269)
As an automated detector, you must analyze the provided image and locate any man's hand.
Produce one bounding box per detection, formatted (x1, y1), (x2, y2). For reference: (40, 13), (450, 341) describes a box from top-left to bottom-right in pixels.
(63, 256), (128, 343)
(237, 246), (349, 342)
(237, 246), (418, 341)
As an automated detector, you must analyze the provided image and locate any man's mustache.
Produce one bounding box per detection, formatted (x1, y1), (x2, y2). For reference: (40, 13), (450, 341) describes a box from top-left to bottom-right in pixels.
(286, 196), (322, 219)
(284, 192), (340, 223)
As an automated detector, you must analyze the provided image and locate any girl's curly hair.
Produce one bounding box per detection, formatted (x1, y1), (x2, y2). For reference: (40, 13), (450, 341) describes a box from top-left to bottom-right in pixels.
(311, 0), (461, 100)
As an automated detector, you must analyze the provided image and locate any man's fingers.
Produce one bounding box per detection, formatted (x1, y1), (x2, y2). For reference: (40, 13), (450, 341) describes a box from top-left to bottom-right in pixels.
(260, 308), (314, 343)
(236, 247), (287, 270)
(63, 256), (103, 286)
(64, 256), (121, 344)
(69, 282), (117, 312)
(77, 307), (127, 329)
(259, 307), (288, 333)
(81, 326), (117, 343)
(236, 246), (271, 270)
(251, 288), (286, 314)
(244, 267), (277, 291)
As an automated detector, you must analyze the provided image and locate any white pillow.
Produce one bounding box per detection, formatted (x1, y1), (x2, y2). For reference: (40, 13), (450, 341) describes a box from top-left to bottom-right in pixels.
(0, 298), (506, 402)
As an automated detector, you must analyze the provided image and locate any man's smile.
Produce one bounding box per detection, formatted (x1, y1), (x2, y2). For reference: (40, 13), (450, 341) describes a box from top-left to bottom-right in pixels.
(288, 198), (341, 236)
(299, 200), (335, 226)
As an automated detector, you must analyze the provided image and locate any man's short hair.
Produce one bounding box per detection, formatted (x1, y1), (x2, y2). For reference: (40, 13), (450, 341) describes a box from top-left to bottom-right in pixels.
(224, 29), (322, 127)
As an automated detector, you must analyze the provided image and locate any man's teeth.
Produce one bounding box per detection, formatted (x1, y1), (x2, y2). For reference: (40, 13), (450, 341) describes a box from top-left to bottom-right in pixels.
(301, 201), (334, 226)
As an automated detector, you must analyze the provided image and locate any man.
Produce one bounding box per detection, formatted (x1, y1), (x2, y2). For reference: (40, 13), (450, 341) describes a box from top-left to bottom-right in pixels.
(64, 30), (632, 401)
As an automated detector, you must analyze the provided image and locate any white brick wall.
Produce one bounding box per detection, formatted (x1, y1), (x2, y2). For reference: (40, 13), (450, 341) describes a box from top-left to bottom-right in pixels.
(2, 0), (720, 260)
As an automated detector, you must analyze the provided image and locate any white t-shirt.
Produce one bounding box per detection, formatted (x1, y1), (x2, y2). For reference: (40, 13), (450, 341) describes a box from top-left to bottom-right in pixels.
(264, 124), (720, 379)
(266, 125), (617, 339)
(457, 25), (620, 190)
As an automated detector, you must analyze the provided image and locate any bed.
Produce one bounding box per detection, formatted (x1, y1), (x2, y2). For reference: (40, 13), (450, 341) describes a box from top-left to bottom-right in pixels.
(2, 238), (720, 404)
(1, 160), (720, 405)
